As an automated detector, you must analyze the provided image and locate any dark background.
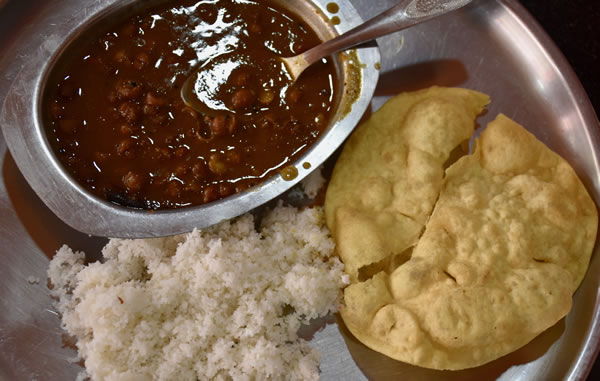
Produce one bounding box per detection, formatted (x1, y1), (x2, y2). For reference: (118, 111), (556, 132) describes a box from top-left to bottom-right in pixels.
(520, 0), (599, 117)
(518, 0), (600, 379)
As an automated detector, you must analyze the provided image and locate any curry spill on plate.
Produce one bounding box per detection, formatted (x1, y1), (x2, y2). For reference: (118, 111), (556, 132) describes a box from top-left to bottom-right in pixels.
(45, 0), (598, 380)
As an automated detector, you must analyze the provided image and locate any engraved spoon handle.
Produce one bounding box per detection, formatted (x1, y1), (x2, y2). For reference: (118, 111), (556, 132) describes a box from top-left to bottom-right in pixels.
(287, 0), (472, 78)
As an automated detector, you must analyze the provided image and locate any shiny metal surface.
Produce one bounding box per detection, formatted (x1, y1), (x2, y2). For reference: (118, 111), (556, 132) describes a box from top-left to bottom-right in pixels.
(1, 0), (599, 380)
(0, 0), (380, 238)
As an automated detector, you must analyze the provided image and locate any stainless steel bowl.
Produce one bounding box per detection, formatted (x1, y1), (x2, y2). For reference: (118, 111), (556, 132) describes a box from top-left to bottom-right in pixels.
(0, 0), (380, 238)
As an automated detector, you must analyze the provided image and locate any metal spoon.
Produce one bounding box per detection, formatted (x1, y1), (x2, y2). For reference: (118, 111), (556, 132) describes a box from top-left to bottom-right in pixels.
(181, 0), (473, 111)
(282, 0), (473, 81)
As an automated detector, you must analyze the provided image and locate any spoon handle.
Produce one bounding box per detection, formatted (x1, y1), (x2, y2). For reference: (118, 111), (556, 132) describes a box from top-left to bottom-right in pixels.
(303, 0), (473, 66)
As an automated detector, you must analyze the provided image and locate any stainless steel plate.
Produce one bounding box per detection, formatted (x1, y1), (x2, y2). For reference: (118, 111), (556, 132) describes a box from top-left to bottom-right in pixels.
(1, 0), (599, 380)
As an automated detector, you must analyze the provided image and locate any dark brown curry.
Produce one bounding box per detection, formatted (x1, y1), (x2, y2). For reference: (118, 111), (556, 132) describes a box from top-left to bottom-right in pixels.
(45, 0), (337, 209)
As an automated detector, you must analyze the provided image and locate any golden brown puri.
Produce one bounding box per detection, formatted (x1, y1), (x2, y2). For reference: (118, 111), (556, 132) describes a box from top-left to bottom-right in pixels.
(325, 87), (490, 282)
(326, 88), (598, 370)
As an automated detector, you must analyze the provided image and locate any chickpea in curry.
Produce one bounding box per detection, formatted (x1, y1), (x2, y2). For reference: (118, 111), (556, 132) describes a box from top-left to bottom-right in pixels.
(46, 0), (338, 209)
